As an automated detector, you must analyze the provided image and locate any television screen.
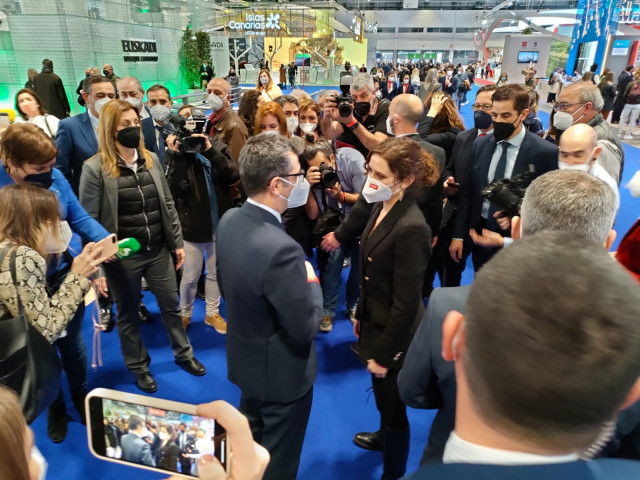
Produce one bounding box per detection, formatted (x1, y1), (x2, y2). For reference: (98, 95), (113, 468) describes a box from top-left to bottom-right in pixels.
(517, 51), (539, 63)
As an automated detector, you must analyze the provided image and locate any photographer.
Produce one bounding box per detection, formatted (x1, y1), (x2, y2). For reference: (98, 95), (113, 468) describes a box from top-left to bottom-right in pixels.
(165, 126), (239, 334)
(302, 140), (366, 333)
(321, 73), (390, 157)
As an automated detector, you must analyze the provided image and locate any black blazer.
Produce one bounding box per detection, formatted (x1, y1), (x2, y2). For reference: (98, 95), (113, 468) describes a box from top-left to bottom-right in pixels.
(442, 127), (478, 227)
(396, 83), (416, 96)
(141, 116), (166, 168)
(382, 80), (398, 101)
(452, 130), (558, 239)
(417, 115), (461, 162)
(216, 202), (323, 403)
(356, 198), (431, 369)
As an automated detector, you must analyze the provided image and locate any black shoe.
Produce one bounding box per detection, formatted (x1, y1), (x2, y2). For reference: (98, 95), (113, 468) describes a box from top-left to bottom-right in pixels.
(47, 406), (68, 443)
(99, 308), (115, 333)
(72, 392), (87, 425)
(135, 372), (158, 393)
(350, 342), (360, 355)
(175, 357), (206, 376)
(139, 302), (152, 324)
(353, 430), (382, 451)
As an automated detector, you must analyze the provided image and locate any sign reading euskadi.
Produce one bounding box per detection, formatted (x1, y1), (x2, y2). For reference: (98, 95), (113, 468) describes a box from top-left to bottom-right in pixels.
(121, 39), (158, 62)
(227, 13), (282, 36)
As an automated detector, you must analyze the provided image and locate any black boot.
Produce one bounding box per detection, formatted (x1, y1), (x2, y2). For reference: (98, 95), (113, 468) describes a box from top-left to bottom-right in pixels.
(47, 391), (68, 443)
(381, 426), (410, 480)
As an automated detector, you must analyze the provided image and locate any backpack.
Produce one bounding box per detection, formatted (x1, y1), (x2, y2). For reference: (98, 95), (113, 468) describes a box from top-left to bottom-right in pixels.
(628, 83), (640, 105)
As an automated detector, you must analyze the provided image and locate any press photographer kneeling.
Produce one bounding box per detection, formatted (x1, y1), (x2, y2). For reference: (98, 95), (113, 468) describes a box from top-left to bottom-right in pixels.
(164, 112), (239, 334)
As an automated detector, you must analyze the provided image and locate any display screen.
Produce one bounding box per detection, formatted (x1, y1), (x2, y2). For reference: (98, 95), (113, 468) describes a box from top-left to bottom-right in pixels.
(517, 51), (539, 63)
(93, 398), (225, 476)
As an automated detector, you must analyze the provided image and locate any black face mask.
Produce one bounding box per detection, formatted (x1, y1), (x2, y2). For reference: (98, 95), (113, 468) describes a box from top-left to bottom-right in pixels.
(103, 69), (109, 76)
(85, 73), (90, 78)
(23, 170), (53, 189)
(474, 110), (493, 130)
(354, 101), (371, 118)
(493, 115), (521, 142)
(116, 126), (141, 149)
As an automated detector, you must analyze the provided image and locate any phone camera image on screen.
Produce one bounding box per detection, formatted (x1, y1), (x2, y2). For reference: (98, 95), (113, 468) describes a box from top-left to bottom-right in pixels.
(93, 398), (225, 477)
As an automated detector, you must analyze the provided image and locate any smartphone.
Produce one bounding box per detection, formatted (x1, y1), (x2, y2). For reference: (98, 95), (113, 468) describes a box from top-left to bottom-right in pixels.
(448, 181), (460, 188)
(93, 234), (119, 259)
(86, 388), (227, 479)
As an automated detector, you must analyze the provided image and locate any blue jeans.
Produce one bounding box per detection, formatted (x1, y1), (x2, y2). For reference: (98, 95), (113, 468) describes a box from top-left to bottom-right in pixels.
(456, 89), (467, 109)
(317, 244), (359, 318)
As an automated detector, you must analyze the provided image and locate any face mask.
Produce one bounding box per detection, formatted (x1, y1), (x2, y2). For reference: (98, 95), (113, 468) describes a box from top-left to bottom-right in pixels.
(501, 76), (506, 80)
(354, 101), (370, 118)
(278, 176), (310, 208)
(150, 104), (171, 122)
(230, 71), (236, 76)
(23, 170), (53, 189)
(92, 97), (111, 116)
(159, 432), (168, 440)
(559, 149), (596, 173)
(260, 76), (268, 85)
(403, 79), (409, 85)
(386, 116), (395, 136)
(124, 97), (142, 110)
(628, 170), (640, 197)
(103, 69), (109, 76)
(361, 176), (401, 203)
(85, 73), (90, 78)
(31, 445), (48, 480)
(299, 122), (317, 134)
(116, 126), (141, 149)
(286, 116), (299, 133)
(262, 130), (279, 135)
(388, 77), (395, 83)
(473, 110), (493, 130)
(446, 70), (453, 76)
(375, 90), (383, 99)
(45, 221), (72, 254)
(493, 115), (521, 142)
(208, 94), (224, 112)
(553, 109), (582, 131)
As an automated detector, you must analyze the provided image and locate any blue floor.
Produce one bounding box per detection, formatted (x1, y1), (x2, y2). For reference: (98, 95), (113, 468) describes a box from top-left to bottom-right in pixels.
(34, 85), (639, 479)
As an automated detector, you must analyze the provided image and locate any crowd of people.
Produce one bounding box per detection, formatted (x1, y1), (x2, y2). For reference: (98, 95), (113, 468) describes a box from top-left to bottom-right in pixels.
(0, 54), (639, 480)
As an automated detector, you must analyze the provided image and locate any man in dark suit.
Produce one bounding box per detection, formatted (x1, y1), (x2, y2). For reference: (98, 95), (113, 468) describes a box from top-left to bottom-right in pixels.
(121, 415), (156, 467)
(395, 71), (416, 96)
(403, 231), (640, 479)
(400, 170), (620, 466)
(449, 84), (558, 271)
(33, 59), (70, 120)
(141, 84), (173, 169)
(612, 64), (635, 124)
(216, 134), (323, 480)
(382, 71), (398, 101)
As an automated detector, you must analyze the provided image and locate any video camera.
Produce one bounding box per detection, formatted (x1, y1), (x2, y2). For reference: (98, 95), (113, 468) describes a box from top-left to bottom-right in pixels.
(481, 170), (534, 218)
(315, 162), (339, 189)
(162, 107), (208, 154)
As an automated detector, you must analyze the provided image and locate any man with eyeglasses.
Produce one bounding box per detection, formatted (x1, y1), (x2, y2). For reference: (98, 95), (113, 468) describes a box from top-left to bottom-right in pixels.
(554, 81), (624, 184)
(216, 134), (323, 480)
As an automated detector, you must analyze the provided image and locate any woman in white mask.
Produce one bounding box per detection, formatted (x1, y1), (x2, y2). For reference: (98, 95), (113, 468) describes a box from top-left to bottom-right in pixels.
(351, 137), (438, 480)
(297, 98), (323, 140)
(256, 68), (282, 102)
(156, 425), (180, 472)
(254, 102), (289, 137)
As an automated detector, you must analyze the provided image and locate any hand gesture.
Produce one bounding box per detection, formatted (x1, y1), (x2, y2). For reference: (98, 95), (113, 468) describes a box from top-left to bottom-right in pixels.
(306, 166), (321, 186)
(449, 239), (464, 264)
(493, 211), (511, 231)
(428, 93), (447, 117)
(71, 243), (104, 278)
(326, 182), (342, 200)
(469, 228), (505, 248)
(166, 134), (180, 152)
(367, 359), (388, 378)
(443, 176), (459, 197)
(320, 232), (341, 253)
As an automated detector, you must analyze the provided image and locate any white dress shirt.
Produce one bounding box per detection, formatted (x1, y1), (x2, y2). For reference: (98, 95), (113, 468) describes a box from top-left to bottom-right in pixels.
(247, 197), (282, 223)
(89, 110), (100, 135)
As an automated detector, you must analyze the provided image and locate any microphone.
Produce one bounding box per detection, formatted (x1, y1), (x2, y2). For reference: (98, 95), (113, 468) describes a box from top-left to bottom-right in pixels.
(116, 238), (141, 259)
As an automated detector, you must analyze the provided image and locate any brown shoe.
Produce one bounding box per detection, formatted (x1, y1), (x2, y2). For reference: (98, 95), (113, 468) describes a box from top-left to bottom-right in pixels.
(320, 315), (333, 333)
(182, 316), (191, 329)
(204, 313), (227, 334)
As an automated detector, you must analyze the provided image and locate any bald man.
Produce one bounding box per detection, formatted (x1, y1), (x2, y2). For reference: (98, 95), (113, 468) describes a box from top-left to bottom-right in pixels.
(117, 76), (149, 119)
(204, 78), (248, 163)
(555, 81), (623, 184)
(558, 123), (619, 207)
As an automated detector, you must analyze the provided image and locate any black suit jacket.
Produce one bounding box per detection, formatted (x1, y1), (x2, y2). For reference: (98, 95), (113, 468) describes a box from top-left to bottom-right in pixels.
(617, 71), (633, 97)
(382, 81), (398, 101)
(356, 198), (431, 369)
(216, 202), (323, 403)
(396, 83), (416, 96)
(452, 130), (558, 239)
(141, 117), (166, 168)
(33, 71), (70, 119)
(442, 128), (478, 227)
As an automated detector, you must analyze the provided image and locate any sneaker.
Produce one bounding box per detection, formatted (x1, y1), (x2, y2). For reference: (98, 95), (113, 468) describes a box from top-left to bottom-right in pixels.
(182, 316), (191, 329)
(343, 257), (351, 268)
(624, 134), (633, 140)
(205, 313), (227, 334)
(320, 315), (333, 333)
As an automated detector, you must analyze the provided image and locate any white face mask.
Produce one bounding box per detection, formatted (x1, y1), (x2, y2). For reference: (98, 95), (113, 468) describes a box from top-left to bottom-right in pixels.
(403, 79), (409, 85)
(260, 76), (269, 86)
(150, 104), (171, 122)
(361, 176), (401, 203)
(446, 70), (453, 76)
(208, 94), (224, 112)
(286, 116), (299, 133)
(30, 445), (48, 480)
(45, 221), (72, 254)
(92, 97), (111, 116)
(124, 97), (142, 110)
(553, 104), (586, 131)
(299, 122), (317, 134)
(558, 149), (596, 173)
(388, 77), (395, 83)
(262, 130), (279, 135)
(386, 115), (395, 136)
(375, 90), (383, 99)
(627, 170), (640, 197)
(279, 176), (310, 208)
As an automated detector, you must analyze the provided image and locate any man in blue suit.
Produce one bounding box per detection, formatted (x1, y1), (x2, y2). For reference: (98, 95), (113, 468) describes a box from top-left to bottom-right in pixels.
(403, 231), (640, 479)
(449, 84), (558, 272)
(121, 415), (155, 467)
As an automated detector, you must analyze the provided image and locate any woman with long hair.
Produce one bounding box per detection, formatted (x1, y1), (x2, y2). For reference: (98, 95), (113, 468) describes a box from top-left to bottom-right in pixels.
(79, 99), (205, 394)
(352, 137), (437, 480)
(297, 98), (323, 140)
(417, 92), (465, 160)
(24, 68), (37, 91)
(14, 88), (59, 138)
(256, 68), (282, 102)
(156, 425), (180, 472)
(496, 71), (509, 87)
(254, 102), (289, 137)
(417, 68), (442, 103)
(598, 71), (616, 121)
(238, 89), (264, 136)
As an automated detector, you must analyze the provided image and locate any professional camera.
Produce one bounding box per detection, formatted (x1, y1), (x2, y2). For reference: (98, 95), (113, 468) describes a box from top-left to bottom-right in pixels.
(315, 162), (340, 189)
(162, 107), (208, 154)
(481, 170), (534, 218)
(330, 94), (353, 118)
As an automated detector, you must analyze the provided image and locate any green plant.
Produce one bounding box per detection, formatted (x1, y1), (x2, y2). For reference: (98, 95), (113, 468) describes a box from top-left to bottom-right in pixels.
(179, 28), (213, 89)
(522, 26), (534, 35)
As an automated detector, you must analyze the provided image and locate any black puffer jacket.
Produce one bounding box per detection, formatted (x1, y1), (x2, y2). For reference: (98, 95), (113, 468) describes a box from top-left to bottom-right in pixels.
(117, 158), (165, 249)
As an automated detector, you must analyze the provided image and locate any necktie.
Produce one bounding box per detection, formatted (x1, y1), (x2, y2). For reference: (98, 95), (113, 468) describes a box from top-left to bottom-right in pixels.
(493, 142), (508, 181)
(479, 132), (487, 137)
(155, 125), (166, 167)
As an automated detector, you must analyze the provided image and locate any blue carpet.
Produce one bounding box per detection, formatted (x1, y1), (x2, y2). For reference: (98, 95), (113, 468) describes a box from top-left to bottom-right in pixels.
(34, 85), (639, 480)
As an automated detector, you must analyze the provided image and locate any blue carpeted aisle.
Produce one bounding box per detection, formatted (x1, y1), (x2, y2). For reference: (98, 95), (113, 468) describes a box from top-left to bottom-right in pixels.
(34, 85), (639, 480)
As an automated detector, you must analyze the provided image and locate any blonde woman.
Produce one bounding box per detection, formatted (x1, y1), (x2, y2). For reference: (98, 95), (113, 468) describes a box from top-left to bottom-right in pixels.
(79, 99), (206, 394)
(256, 68), (282, 101)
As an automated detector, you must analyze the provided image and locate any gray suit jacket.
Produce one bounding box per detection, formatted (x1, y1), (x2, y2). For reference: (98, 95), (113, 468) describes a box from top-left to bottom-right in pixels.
(121, 433), (156, 467)
(216, 201), (323, 403)
(78, 152), (183, 250)
(398, 285), (469, 464)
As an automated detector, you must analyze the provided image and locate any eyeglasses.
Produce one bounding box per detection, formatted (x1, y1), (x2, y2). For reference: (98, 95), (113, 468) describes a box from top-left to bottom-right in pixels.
(472, 103), (492, 112)
(280, 172), (305, 178)
(554, 102), (584, 112)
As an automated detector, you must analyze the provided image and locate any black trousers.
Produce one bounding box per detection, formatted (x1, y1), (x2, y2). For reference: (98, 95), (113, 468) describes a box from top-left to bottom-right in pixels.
(612, 95), (626, 123)
(103, 245), (193, 374)
(239, 387), (313, 480)
(372, 370), (408, 432)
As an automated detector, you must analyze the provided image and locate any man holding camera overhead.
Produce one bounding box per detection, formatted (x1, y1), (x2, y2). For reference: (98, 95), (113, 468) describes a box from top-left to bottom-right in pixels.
(321, 73), (390, 157)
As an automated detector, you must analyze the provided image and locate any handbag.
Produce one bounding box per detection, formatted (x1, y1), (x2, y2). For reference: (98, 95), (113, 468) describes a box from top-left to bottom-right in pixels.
(311, 185), (345, 244)
(0, 245), (62, 424)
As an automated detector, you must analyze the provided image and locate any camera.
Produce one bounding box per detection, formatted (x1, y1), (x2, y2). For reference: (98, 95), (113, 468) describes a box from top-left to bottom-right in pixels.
(162, 107), (208, 154)
(482, 171), (534, 218)
(315, 162), (340, 189)
(332, 94), (353, 118)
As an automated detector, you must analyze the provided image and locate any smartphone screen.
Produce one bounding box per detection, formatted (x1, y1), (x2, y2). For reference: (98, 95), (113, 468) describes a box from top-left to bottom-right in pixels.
(87, 392), (226, 478)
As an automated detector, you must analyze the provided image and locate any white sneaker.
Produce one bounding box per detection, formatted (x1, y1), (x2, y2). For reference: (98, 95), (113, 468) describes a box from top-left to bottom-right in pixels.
(624, 134), (633, 140)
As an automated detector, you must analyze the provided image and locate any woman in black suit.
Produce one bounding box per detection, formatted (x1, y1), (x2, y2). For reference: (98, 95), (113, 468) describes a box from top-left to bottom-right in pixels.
(395, 71), (416, 96)
(382, 71), (398, 101)
(156, 426), (181, 472)
(352, 137), (438, 480)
